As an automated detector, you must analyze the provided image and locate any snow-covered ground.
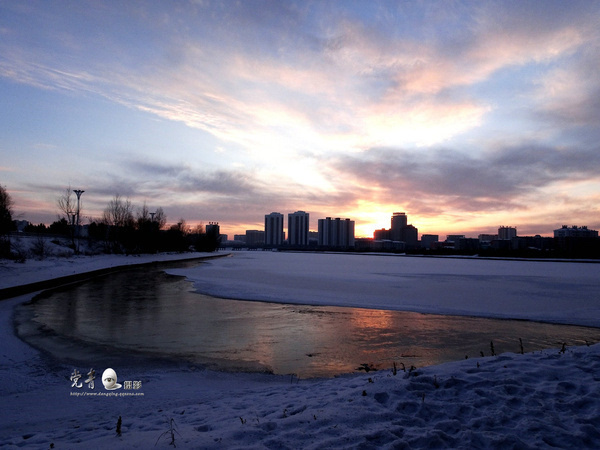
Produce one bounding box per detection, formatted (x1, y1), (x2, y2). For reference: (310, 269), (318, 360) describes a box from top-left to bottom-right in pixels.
(0, 246), (220, 293)
(1, 250), (600, 448)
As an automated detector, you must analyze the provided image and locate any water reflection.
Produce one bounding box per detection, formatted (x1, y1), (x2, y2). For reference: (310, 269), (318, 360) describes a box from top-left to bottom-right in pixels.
(22, 267), (600, 378)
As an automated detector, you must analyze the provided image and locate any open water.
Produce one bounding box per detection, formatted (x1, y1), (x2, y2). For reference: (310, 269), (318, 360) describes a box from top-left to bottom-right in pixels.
(19, 264), (600, 378)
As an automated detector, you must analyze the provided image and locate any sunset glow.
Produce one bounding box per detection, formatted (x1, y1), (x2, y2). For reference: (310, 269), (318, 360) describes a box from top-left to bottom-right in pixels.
(1, 1), (599, 239)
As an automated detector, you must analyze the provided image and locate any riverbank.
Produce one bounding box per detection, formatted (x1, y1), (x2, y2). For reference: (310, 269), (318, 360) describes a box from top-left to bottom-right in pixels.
(1, 252), (600, 448)
(0, 251), (227, 299)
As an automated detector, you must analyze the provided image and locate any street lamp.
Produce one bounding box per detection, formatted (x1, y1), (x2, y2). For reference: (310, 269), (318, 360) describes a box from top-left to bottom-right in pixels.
(73, 189), (84, 253)
(73, 190), (84, 227)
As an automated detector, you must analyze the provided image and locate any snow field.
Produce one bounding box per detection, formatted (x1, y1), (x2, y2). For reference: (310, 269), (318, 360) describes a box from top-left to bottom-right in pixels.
(1, 251), (600, 448)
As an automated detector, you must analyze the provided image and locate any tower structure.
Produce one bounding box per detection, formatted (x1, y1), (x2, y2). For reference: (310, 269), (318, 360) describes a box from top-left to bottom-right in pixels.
(390, 212), (408, 241)
(391, 212), (408, 229)
(264, 212), (284, 247)
(288, 211), (309, 247)
(318, 217), (355, 249)
(498, 226), (517, 240)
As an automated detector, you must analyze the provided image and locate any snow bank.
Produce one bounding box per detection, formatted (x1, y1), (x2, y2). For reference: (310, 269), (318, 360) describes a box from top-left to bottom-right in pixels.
(0, 251), (220, 298)
(2, 251), (600, 448)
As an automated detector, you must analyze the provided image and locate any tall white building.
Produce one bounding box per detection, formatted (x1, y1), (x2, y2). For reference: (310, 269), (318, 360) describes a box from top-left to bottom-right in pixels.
(318, 217), (355, 249)
(288, 211), (309, 247)
(264, 212), (284, 246)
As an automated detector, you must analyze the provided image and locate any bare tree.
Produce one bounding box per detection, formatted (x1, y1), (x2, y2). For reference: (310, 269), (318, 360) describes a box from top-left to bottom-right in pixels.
(0, 185), (13, 233)
(57, 186), (75, 226)
(154, 207), (167, 230)
(137, 203), (167, 230)
(0, 185), (14, 257)
(173, 218), (190, 235)
(193, 223), (205, 235)
(99, 194), (135, 253)
(137, 201), (150, 227)
(102, 194), (134, 228)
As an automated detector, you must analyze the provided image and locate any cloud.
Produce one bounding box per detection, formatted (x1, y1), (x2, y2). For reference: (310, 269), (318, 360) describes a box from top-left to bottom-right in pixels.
(3, 0), (596, 157)
(130, 161), (258, 196)
(534, 56), (600, 133)
(2, 1), (600, 235)
(329, 142), (600, 215)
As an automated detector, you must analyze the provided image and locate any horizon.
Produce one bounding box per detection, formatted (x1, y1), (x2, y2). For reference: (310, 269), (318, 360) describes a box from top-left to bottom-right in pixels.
(2, 1), (599, 239)
(14, 208), (582, 241)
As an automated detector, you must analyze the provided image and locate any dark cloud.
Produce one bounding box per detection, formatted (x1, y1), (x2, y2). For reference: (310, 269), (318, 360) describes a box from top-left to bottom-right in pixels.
(329, 143), (600, 213)
(131, 161), (257, 196)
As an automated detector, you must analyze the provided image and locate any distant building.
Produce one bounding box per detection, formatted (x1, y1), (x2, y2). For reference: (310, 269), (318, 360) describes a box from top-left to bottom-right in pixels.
(402, 225), (419, 249)
(288, 211), (309, 247)
(354, 237), (374, 251)
(490, 239), (512, 251)
(553, 225), (599, 256)
(245, 230), (265, 247)
(498, 226), (517, 240)
(206, 222), (220, 236)
(456, 237), (479, 252)
(264, 212), (284, 246)
(390, 212), (408, 236)
(420, 234), (439, 249)
(318, 217), (355, 249)
(511, 235), (554, 252)
(554, 225), (598, 238)
(374, 212), (418, 250)
(373, 228), (390, 240)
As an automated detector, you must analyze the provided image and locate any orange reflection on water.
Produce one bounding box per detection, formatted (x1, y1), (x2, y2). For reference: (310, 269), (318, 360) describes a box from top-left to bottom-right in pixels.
(348, 307), (396, 331)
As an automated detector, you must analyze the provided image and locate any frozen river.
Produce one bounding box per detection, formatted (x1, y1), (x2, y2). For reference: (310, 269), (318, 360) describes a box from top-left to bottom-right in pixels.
(18, 253), (600, 378)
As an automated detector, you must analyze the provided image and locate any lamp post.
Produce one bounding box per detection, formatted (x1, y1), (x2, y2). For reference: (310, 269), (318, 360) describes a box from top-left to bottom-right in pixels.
(73, 189), (84, 253)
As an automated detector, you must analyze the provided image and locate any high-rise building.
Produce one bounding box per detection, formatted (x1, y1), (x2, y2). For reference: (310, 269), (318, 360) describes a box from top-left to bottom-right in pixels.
(553, 225), (599, 256)
(554, 225), (598, 238)
(401, 225), (419, 248)
(318, 217), (355, 249)
(383, 212), (418, 249)
(205, 222), (221, 246)
(288, 211), (310, 247)
(264, 212), (284, 246)
(205, 222), (220, 236)
(391, 212), (408, 230)
(391, 212), (407, 241)
(498, 226), (517, 240)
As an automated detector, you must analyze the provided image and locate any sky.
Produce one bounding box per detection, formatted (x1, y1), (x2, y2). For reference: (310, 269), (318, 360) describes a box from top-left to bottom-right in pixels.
(1, 0), (599, 239)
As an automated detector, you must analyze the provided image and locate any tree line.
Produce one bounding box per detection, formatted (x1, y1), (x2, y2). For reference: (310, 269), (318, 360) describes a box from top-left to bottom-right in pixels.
(0, 185), (220, 259)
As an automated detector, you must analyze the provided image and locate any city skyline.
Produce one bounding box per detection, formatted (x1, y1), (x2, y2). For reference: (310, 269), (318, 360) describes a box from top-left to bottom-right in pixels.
(240, 210), (595, 242)
(1, 1), (600, 239)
